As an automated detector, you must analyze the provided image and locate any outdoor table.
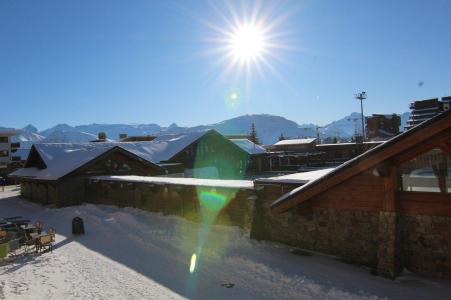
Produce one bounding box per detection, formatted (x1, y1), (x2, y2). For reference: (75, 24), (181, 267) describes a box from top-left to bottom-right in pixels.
(20, 224), (36, 231)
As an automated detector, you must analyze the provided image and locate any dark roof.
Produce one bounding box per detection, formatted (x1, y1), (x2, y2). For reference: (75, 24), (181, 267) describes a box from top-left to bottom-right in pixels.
(271, 109), (451, 214)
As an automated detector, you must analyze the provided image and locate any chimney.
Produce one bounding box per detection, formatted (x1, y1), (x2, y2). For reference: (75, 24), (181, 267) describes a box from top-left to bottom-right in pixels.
(98, 132), (106, 141)
(119, 133), (127, 140)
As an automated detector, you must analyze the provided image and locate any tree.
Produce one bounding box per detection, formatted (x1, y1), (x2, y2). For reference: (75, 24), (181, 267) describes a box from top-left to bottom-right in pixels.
(279, 133), (285, 141)
(249, 122), (260, 145)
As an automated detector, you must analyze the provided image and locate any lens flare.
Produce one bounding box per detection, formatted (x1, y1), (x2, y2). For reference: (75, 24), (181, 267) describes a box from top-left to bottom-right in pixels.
(189, 253), (197, 273)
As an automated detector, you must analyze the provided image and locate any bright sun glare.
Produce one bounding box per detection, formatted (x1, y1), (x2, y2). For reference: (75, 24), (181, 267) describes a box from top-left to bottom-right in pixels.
(230, 25), (265, 62)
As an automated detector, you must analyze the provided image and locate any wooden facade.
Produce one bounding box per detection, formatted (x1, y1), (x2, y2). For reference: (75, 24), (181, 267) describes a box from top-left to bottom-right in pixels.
(270, 110), (451, 279)
(166, 130), (252, 179)
(18, 147), (164, 206)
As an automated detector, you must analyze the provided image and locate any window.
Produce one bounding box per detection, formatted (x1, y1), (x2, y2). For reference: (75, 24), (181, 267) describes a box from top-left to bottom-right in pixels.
(0, 150), (8, 157)
(0, 137), (8, 143)
(400, 148), (450, 193)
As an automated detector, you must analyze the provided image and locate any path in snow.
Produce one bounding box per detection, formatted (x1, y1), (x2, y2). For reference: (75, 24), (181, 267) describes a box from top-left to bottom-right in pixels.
(1, 186), (451, 300)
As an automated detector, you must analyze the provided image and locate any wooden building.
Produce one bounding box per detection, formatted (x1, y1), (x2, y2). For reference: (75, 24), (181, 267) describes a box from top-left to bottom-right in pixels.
(365, 113), (400, 140)
(269, 138), (317, 153)
(266, 110), (451, 279)
(315, 141), (382, 163)
(153, 130), (258, 178)
(10, 143), (164, 206)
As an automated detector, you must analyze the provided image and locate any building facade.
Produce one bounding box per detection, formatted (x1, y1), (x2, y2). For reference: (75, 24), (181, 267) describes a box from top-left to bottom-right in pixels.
(264, 110), (451, 280)
(405, 96), (451, 130)
(366, 114), (401, 140)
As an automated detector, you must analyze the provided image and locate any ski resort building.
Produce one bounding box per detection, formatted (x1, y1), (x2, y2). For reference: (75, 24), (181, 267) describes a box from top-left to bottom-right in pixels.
(261, 109), (451, 279)
(10, 143), (165, 206)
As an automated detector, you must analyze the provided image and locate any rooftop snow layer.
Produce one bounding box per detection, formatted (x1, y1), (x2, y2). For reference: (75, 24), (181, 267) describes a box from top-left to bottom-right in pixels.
(91, 175), (254, 189)
(10, 131), (211, 180)
(255, 168), (335, 184)
(274, 138), (316, 146)
(230, 139), (266, 155)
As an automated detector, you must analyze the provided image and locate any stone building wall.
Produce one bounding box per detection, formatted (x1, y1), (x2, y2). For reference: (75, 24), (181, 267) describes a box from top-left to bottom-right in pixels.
(251, 184), (380, 267)
(399, 214), (451, 280)
(85, 179), (256, 230)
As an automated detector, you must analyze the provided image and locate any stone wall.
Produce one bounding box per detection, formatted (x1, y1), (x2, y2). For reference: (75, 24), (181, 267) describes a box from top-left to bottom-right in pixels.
(251, 184), (380, 267)
(399, 214), (451, 280)
(251, 183), (451, 280)
(85, 179), (256, 230)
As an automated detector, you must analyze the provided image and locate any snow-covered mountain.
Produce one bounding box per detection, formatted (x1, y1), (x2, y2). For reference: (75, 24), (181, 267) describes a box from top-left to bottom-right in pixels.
(43, 130), (98, 143)
(6, 112), (410, 146)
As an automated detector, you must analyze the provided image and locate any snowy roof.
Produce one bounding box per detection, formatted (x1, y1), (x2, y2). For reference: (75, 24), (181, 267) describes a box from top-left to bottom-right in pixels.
(10, 131), (213, 180)
(274, 138), (316, 146)
(255, 168), (335, 185)
(91, 175), (254, 189)
(10, 143), (118, 180)
(151, 131), (209, 161)
(230, 139), (266, 155)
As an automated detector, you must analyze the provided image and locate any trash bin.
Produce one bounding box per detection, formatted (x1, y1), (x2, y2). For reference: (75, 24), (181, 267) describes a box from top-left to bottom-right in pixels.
(72, 217), (85, 235)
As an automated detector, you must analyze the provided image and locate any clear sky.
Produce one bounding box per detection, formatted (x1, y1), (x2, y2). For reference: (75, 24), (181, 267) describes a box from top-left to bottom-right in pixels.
(1, 0), (450, 130)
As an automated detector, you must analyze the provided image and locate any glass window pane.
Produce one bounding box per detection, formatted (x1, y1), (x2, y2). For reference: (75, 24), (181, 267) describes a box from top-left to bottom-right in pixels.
(400, 148), (450, 193)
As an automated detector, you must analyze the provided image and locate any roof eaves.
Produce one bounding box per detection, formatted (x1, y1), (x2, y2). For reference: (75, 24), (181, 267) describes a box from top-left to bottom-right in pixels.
(270, 109), (451, 214)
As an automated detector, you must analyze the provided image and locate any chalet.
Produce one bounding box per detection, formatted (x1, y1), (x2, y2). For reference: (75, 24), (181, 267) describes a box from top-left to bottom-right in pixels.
(153, 130), (255, 179)
(315, 141), (383, 163)
(265, 109), (451, 279)
(10, 143), (164, 206)
(230, 139), (267, 173)
(269, 138), (317, 153)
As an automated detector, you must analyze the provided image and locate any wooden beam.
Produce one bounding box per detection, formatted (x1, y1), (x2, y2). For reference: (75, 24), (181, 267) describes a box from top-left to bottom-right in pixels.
(272, 113), (451, 214)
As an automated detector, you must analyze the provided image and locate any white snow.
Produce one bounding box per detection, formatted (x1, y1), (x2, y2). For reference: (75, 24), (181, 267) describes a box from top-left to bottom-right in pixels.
(91, 175), (254, 189)
(230, 139), (266, 155)
(274, 138), (316, 146)
(255, 168), (335, 184)
(9, 136), (210, 180)
(1, 187), (451, 299)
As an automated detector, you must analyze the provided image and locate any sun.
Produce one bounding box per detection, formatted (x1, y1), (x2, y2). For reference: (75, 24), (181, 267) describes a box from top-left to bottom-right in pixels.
(200, 1), (294, 81)
(230, 24), (265, 62)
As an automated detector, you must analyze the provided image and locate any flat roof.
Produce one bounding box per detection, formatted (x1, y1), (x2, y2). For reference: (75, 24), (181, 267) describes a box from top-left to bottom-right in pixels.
(90, 175), (255, 189)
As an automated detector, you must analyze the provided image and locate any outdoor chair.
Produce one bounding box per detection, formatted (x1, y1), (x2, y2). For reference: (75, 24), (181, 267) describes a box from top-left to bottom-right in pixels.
(23, 234), (37, 254)
(36, 234), (53, 254)
(35, 221), (43, 234)
(48, 228), (56, 242)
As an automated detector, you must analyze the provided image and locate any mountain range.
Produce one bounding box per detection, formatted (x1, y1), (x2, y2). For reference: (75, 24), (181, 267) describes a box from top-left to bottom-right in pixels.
(3, 112), (410, 146)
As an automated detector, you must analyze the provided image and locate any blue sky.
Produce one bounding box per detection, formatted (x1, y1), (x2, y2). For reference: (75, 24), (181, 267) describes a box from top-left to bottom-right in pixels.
(1, 0), (450, 130)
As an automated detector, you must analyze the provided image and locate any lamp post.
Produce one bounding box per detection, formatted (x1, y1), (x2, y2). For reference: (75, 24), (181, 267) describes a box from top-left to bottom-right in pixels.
(355, 91), (367, 141)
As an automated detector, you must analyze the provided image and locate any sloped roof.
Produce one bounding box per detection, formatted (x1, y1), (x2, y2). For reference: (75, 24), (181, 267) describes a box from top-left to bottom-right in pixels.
(10, 130), (213, 180)
(255, 168), (334, 185)
(230, 139), (266, 155)
(271, 109), (451, 214)
(274, 138), (316, 146)
(151, 130), (209, 161)
(11, 143), (119, 180)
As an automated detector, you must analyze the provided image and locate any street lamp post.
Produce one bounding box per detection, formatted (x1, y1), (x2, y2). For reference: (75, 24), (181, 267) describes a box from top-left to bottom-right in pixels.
(355, 91), (367, 141)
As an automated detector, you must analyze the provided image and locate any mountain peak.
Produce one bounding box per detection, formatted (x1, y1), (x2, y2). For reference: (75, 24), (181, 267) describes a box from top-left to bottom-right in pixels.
(23, 124), (38, 133)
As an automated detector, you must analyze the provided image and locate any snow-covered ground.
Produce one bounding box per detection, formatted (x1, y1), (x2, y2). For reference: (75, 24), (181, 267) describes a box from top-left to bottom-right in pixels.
(1, 186), (451, 300)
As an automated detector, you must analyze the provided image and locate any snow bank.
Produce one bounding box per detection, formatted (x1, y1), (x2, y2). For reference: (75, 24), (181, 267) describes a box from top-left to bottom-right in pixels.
(1, 187), (451, 300)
